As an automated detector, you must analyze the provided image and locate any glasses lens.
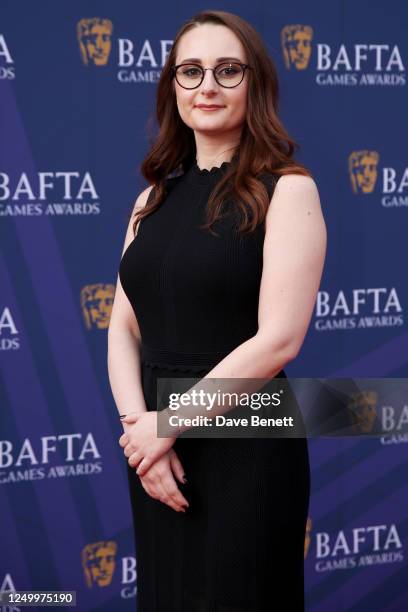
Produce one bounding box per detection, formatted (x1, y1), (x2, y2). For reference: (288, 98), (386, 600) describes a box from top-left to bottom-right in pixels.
(215, 63), (244, 86)
(175, 64), (203, 88)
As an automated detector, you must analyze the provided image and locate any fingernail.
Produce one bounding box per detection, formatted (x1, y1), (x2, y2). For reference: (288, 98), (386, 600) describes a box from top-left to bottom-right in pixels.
(182, 475), (187, 483)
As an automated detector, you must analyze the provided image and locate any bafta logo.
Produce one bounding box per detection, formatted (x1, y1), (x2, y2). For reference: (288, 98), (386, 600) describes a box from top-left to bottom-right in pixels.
(82, 541), (117, 587)
(349, 150), (379, 194)
(304, 517), (312, 559)
(77, 18), (113, 66)
(348, 390), (378, 434)
(281, 25), (313, 70)
(81, 283), (115, 329)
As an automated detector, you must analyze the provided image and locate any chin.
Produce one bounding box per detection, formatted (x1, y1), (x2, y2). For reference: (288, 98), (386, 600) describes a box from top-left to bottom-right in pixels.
(194, 123), (226, 132)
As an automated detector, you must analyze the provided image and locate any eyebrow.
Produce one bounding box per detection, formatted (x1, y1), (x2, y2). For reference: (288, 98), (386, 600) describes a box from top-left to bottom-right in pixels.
(178, 56), (243, 64)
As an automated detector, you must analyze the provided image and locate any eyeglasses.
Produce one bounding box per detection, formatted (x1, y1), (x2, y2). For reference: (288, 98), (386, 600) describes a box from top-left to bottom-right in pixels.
(171, 62), (251, 89)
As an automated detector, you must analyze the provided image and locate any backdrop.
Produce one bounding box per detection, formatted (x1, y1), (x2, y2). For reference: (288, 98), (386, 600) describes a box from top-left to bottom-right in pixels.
(0, 1), (407, 610)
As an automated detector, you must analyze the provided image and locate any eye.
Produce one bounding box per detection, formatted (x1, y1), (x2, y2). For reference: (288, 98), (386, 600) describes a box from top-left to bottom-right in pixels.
(216, 63), (241, 77)
(180, 66), (202, 77)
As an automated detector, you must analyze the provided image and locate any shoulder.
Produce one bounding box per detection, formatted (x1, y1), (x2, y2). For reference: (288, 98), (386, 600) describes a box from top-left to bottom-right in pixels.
(273, 173), (320, 201)
(266, 174), (321, 217)
(274, 173), (319, 197)
(264, 173), (325, 241)
(132, 175), (180, 215)
(132, 184), (155, 215)
(130, 184), (155, 238)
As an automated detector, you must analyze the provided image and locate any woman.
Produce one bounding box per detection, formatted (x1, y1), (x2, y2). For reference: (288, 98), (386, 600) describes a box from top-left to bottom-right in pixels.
(108, 9), (326, 612)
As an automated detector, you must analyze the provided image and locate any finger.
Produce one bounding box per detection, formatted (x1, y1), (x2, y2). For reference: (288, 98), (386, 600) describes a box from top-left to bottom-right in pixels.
(146, 475), (186, 513)
(118, 433), (129, 448)
(135, 456), (154, 477)
(151, 478), (172, 507)
(160, 470), (189, 510)
(128, 451), (143, 468)
(121, 422), (133, 434)
(139, 471), (174, 509)
(169, 450), (187, 485)
(136, 442), (171, 476)
(121, 413), (141, 424)
(139, 478), (161, 502)
(123, 444), (136, 459)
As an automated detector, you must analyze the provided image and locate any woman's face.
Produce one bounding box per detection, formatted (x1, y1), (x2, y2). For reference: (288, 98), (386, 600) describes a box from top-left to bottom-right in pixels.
(173, 24), (249, 136)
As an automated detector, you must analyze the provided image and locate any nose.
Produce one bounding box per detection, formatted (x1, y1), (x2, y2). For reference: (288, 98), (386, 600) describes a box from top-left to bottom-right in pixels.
(200, 68), (219, 92)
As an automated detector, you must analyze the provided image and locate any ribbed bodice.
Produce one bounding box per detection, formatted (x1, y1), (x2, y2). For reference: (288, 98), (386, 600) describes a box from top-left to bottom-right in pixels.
(119, 161), (277, 364)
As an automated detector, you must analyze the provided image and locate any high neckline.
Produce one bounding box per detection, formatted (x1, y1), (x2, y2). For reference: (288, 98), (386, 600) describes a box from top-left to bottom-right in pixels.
(187, 159), (232, 184)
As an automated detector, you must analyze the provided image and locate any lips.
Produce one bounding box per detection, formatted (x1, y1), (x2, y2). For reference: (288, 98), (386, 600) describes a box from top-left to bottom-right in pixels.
(195, 105), (225, 109)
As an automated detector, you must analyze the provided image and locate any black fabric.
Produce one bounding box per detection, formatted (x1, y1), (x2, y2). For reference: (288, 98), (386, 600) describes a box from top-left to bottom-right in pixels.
(119, 160), (311, 611)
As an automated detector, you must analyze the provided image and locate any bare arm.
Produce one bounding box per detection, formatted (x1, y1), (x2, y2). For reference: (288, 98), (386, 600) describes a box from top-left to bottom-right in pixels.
(112, 186), (190, 513)
(163, 174), (327, 431)
(107, 185), (154, 425)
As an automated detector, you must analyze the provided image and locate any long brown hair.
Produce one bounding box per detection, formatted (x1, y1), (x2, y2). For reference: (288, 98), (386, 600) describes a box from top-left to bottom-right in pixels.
(132, 10), (312, 237)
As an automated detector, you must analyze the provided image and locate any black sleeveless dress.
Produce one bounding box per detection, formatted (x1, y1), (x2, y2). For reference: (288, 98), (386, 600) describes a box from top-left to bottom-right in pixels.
(119, 160), (311, 612)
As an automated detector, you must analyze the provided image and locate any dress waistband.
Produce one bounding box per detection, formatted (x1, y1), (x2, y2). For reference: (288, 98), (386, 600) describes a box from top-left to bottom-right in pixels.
(140, 343), (232, 372)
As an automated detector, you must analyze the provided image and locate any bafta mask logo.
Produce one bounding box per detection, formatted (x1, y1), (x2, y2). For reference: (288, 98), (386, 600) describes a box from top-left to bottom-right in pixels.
(81, 283), (115, 329)
(82, 541), (117, 587)
(281, 25), (313, 70)
(77, 18), (113, 66)
(349, 150), (379, 194)
(304, 517), (312, 559)
(348, 390), (378, 434)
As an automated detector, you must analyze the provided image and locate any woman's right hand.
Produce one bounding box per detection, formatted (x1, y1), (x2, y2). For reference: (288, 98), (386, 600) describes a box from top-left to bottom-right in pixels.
(138, 447), (190, 513)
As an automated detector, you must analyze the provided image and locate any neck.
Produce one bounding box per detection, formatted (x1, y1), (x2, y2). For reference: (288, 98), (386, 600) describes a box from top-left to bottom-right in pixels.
(194, 132), (240, 171)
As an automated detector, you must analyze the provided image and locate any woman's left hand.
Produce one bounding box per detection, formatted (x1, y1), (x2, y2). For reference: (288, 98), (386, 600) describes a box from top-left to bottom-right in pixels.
(119, 411), (177, 476)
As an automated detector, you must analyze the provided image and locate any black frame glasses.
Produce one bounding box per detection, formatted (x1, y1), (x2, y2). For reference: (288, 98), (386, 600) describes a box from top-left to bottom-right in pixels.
(171, 62), (252, 89)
